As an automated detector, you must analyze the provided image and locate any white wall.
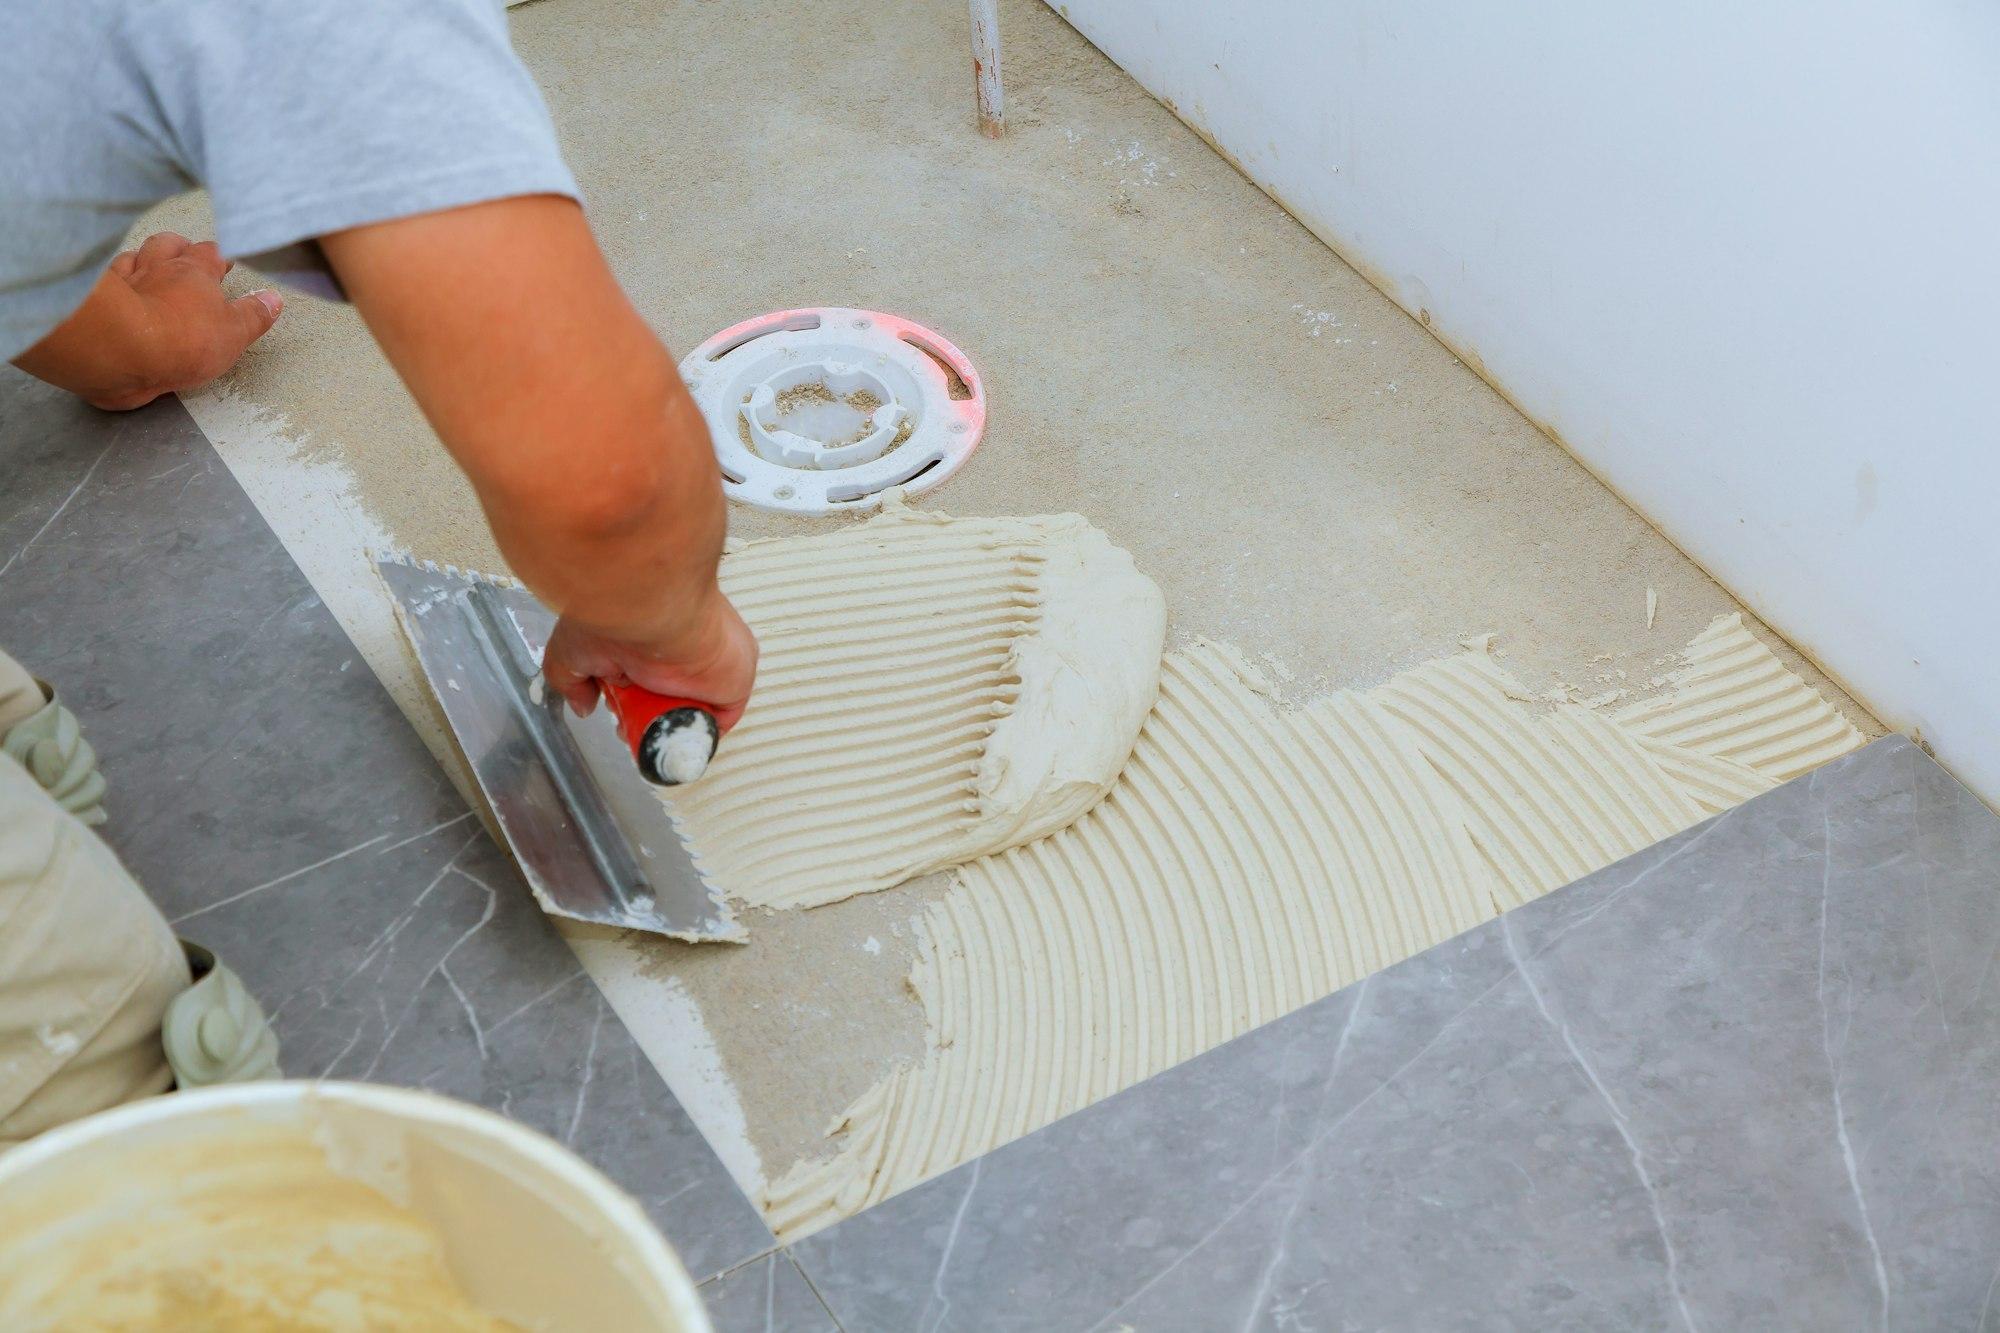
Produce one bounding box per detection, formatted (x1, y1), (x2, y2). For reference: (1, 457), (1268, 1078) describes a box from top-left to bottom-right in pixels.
(1052, 0), (2000, 799)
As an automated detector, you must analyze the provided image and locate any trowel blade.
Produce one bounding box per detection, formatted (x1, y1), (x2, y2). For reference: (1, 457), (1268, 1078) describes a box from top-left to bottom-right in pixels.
(377, 558), (742, 943)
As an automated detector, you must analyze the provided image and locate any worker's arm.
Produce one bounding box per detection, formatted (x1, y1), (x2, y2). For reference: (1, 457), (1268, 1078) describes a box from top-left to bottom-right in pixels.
(319, 195), (756, 729)
(12, 233), (283, 411)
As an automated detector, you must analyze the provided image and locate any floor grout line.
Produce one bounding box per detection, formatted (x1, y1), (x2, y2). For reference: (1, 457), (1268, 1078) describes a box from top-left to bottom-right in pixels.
(694, 1244), (850, 1333)
(695, 1241), (783, 1289)
(788, 1250), (851, 1332)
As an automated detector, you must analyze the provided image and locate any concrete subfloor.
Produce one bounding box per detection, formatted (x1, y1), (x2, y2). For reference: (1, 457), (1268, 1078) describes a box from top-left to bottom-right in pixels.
(152, 0), (1881, 1197)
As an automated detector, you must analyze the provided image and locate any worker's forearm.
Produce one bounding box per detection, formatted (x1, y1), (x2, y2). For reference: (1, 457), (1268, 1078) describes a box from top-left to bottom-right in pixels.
(319, 196), (731, 653)
(479, 376), (729, 653)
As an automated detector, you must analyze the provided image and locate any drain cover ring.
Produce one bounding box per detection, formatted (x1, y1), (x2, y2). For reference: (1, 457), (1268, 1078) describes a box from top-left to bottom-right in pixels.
(680, 308), (987, 515)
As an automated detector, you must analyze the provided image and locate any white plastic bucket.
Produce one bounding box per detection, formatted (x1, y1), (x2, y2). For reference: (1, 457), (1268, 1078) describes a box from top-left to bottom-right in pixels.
(0, 1080), (713, 1332)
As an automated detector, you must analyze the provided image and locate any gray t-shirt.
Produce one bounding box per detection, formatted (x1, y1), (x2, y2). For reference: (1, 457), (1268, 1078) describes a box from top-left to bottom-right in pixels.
(0, 0), (578, 361)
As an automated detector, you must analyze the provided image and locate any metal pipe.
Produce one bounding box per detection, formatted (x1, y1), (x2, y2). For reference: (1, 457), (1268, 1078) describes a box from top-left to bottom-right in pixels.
(970, 0), (1003, 137)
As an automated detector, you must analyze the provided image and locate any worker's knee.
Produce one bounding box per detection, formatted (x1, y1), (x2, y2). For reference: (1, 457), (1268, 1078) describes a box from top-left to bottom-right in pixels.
(0, 756), (189, 1148)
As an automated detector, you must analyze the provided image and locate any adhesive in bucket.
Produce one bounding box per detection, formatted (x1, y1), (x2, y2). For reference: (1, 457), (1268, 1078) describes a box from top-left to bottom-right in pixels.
(0, 1082), (711, 1332)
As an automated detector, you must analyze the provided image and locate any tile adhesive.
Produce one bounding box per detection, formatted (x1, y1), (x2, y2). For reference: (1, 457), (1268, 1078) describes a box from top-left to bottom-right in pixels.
(175, 385), (1874, 1239)
(644, 508), (1862, 1239)
(662, 496), (1164, 910)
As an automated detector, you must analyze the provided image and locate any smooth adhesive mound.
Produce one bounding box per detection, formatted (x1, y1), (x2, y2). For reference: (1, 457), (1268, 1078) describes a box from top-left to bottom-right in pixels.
(663, 498), (1166, 911)
(763, 616), (1863, 1236)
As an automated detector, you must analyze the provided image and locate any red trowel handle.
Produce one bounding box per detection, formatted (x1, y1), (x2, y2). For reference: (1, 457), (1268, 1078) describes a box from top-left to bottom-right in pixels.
(599, 681), (721, 787)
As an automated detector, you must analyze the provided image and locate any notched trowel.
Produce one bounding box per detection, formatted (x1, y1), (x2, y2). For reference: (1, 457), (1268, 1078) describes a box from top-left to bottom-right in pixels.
(377, 558), (743, 943)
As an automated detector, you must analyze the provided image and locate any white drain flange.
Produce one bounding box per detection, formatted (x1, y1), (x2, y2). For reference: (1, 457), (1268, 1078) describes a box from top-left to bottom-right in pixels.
(679, 307), (986, 515)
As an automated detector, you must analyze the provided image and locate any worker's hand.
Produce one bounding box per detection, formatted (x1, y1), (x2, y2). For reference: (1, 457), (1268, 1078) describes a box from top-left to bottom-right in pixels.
(95, 233), (285, 408)
(542, 587), (759, 734)
(12, 232), (283, 411)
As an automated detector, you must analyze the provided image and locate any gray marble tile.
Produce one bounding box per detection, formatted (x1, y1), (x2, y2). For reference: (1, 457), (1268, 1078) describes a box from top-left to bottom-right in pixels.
(0, 378), (135, 566)
(793, 736), (2000, 1330)
(0, 371), (774, 1283)
(702, 1254), (843, 1333)
(0, 373), (460, 905)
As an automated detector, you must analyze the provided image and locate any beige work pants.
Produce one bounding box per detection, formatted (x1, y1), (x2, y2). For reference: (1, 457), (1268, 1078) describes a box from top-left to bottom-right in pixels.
(0, 649), (188, 1148)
